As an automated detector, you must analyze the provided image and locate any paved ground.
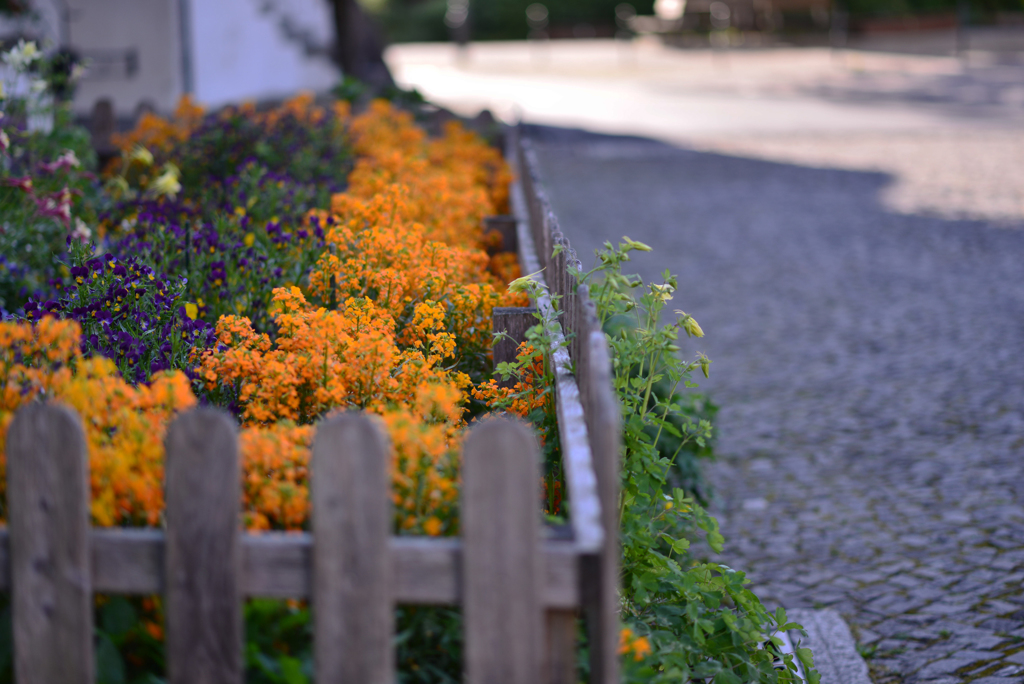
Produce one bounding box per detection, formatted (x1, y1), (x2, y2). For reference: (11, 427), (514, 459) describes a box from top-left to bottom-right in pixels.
(526, 128), (1024, 682)
(388, 38), (1024, 682)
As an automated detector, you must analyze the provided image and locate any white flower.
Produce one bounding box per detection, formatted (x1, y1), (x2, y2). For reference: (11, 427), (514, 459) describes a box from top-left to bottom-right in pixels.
(0, 129), (8, 154)
(30, 79), (47, 94)
(56, 150), (80, 168)
(71, 217), (92, 242)
(3, 40), (41, 71)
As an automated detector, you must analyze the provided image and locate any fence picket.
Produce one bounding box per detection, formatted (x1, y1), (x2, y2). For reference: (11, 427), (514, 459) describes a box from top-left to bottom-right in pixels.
(7, 403), (93, 684)
(312, 413), (394, 683)
(463, 418), (543, 684)
(582, 327), (622, 684)
(164, 408), (243, 684)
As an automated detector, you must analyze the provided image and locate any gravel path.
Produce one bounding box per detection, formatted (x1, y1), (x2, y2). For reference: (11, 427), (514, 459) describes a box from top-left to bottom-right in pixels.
(530, 129), (1024, 683)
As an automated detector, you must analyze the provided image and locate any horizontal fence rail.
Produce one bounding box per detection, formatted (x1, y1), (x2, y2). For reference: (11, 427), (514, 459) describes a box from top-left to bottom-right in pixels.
(0, 529), (581, 606)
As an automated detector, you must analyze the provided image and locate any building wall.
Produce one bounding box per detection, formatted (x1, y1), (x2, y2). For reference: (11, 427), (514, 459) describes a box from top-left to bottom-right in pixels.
(188, 0), (339, 109)
(68, 0), (185, 116)
(50, 0), (340, 116)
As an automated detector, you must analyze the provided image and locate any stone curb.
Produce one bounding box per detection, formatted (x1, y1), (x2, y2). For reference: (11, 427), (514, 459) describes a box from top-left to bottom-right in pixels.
(788, 609), (871, 684)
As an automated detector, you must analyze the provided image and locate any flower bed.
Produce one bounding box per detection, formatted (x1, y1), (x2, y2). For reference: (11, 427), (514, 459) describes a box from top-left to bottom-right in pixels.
(3, 94), (534, 537)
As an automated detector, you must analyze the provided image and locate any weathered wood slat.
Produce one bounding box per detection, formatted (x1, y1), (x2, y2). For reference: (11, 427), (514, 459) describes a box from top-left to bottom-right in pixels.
(511, 175), (605, 555)
(7, 403), (94, 684)
(0, 530), (580, 606)
(165, 408), (243, 684)
(544, 609), (578, 684)
(463, 418), (544, 684)
(581, 305), (624, 684)
(313, 413), (394, 683)
(484, 214), (519, 253)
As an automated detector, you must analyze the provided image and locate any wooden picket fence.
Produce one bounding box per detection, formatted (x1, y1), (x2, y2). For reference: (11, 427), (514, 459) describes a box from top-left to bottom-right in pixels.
(0, 126), (623, 684)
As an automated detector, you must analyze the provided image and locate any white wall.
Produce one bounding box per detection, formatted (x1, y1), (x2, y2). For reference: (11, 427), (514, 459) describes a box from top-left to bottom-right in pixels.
(68, 0), (185, 116)
(189, 0), (340, 108)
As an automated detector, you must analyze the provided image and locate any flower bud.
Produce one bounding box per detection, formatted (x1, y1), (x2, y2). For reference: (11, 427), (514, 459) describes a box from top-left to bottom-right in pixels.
(684, 316), (704, 338)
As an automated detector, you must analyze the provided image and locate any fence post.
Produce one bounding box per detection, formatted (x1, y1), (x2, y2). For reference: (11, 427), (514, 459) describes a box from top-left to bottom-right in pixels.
(7, 403), (94, 684)
(164, 408), (242, 684)
(312, 413), (394, 683)
(463, 418), (543, 684)
(493, 306), (539, 388)
(582, 329), (622, 684)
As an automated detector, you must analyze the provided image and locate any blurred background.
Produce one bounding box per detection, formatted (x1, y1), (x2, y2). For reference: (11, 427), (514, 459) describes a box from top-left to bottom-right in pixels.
(1, 0), (1022, 120)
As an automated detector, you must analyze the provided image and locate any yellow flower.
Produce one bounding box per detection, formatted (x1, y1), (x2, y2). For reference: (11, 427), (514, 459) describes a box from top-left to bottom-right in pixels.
(507, 269), (544, 294)
(622, 236), (652, 252)
(184, 303), (198, 320)
(129, 145), (154, 166)
(676, 311), (704, 338)
(150, 164), (181, 199)
(244, 232), (255, 248)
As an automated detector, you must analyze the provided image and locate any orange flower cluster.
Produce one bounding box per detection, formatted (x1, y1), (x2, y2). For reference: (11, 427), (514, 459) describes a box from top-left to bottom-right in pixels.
(307, 185), (521, 366)
(201, 286), (467, 425)
(345, 100), (513, 251)
(111, 95), (206, 155)
(618, 627), (653, 662)
(240, 423), (313, 531)
(472, 342), (550, 419)
(200, 284), (467, 533)
(0, 318), (195, 526)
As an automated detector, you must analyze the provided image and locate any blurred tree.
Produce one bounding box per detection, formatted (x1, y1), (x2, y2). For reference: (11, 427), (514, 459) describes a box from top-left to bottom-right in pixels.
(0, 0), (30, 15)
(325, 0), (394, 87)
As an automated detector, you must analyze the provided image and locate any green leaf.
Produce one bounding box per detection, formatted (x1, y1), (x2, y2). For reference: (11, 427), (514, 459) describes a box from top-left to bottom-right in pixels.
(707, 530), (725, 553)
(100, 597), (137, 638)
(279, 655), (308, 684)
(96, 633), (126, 684)
(797, 647), (821, 684)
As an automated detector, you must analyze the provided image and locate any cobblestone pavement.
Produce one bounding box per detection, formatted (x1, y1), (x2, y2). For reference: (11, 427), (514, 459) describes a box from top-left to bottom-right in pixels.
(529, 130), (1024, 683)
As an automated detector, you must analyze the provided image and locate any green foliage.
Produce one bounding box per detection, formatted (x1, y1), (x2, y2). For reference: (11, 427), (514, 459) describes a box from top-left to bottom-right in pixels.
(374, 0), (655, 42)
(843, 0), (1022, 19)
(0, 105), (101, 314)
(581, 238), (819, 683)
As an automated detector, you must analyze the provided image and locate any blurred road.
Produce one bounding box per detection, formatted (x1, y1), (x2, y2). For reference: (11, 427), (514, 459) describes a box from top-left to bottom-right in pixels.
(387, 37), (1024, 223)
(388, 38), (1024, 683)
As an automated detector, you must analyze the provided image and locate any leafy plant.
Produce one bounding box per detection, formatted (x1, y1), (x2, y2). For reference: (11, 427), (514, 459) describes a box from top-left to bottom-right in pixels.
(23, 239), (215, 384)
(0, 42), (100, 315)
(580, 238), (819, 684)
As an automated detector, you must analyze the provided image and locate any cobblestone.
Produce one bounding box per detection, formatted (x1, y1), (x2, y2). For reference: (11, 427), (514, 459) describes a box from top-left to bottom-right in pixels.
(531, 119), (1024, 682)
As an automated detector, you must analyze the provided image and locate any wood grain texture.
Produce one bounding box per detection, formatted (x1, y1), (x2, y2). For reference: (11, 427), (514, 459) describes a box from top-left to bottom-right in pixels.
(164, 408), (242, 684)
(463, 418), (543, 684)
(7, 403), (94, 684)
(545, 610), (578, 684)
(0, 530), (580, 606)
(581, 321), (623, 684)
(312, 413), (394, 683)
